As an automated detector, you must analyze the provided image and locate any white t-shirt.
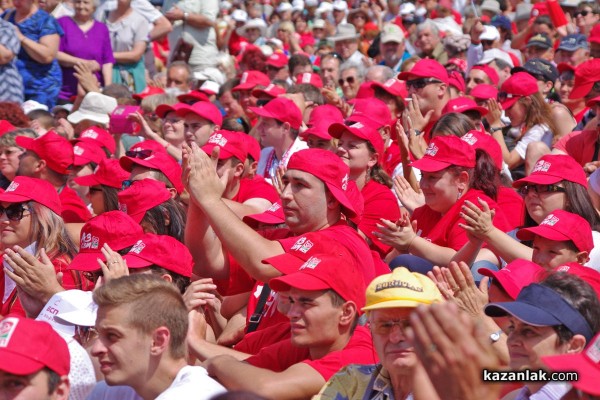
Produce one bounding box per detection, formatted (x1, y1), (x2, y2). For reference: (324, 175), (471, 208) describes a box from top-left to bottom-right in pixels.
(257, 137), (308, 185)
(155, 366), (226, 400)
(514, 124), (553, 160)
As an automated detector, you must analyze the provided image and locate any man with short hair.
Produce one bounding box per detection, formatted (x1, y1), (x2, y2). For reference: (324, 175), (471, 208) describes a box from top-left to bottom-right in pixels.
(175, 101), (222, 147)
(378, 23), (408, 72)
(0, 316), (71, 400)
(166, 61), (193, 93)
(415, 20), (448, 65)
(331, 24), (363, 65)
(91, 274), (226, 400)
(554, 34), (590, 67)
(320, 53), (342, 89)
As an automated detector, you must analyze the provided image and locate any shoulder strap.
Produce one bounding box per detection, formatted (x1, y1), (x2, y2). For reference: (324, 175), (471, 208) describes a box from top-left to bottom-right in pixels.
(246, 283), (270, 334)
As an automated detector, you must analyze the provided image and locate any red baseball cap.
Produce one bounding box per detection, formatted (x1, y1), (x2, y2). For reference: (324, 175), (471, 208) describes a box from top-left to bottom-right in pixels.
(73, 140), (107, 167)
(398, 59), (449, 84)
(556, 62), (575, 75)
(517, 210), (594, 253)
(202, 130), (247, 163)
(460, 130), (503, 170)
(479, 258), (545, 299)
(553, 263), (600, 299)
(123, 233), (193, 277)
(0, 120), (16, 136)
(251, 84), (286, 99)
(470, 84), (498, 100)
(118, 179), (171, 223)
(589, 24), (600, 44)
(74, 158), (130, 189)
(569, 59), (600, 100)
(443, 97), (489, 116)
(175, 101), (223, 126)
(329, 120), (385, 156)
(177, 91), (210, 104)
(472, 65), (499, 86)
(78, 126), (116, 154)
(155, 103), (187, 119)
(586, 95), (600, 108)
(499, 72), (538, 110)
(300, 105), (344, 140)
(369, 78), (408, 98)
(243, 200), (285, 228)
(132, 86), (165, 101)
(287, 148), (356, 218)
(411, 135), (476, 172)
(0, 176), (62, 216)
(266, 52), (288, 68)
(16, 130), (73, 174)
(129, 140), (168, 155)
(543, 332), (600, 396)
(0, 317), (70, 376)
(448, 70), (466, 93)
(249, 97), (303, 130)
(296, 72), (323, 88)
(240, 133), (260, 162)
(512, 154), (587, 188)
(233, 70), (271, 91)
(120, 150), (184, 194)
(347, 98), (392, 128)
(68, 211), (144, 272)
(447, 58), (467, 73)
(267, 251), (366, 309)
(355, 82), (375, 99)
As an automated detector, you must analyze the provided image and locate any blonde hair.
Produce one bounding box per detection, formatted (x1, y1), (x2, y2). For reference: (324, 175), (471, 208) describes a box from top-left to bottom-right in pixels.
(520, 92), (559, 144)
(28, 202), (77, 261)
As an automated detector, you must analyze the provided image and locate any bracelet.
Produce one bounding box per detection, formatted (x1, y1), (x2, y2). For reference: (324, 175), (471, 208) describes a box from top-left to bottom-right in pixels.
(413, 129), (423, 136)
(490, 126), (504, 133)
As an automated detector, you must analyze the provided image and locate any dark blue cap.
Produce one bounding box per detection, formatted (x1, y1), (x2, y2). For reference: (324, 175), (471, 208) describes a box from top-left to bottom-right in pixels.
(485, 283), (594, 342)
(558, 34), (589, 52)
(512, 58), (558, 83)
(491, 15), (511, 31)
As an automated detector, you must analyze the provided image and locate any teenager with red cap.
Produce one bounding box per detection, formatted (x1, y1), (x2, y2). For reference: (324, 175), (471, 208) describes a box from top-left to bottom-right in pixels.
(15, 131), (91, 223)
(119, 147), (184, 196)
(232, 70), (271, 125)
(175, 101), (222, 147)
(0, 316), (71, 400)
(329, 120), (400, 257)
(73, 158), (129, 216)
(299, 105), (344, 152)
(466, 65), (499, 95)
(68, 140), (108, 211)
(1, 177), (80, 317)
(0, 129), (36, 186)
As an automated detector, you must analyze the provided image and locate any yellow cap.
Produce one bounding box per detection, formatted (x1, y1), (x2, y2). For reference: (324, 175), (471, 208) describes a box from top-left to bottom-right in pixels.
(362, 267), (443, 311)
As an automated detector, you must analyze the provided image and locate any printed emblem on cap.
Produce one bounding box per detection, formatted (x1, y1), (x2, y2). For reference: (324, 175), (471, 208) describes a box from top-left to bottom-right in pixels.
(5, 181), (19, 192)
(130, 240), (146, 254)
(530, 34), (546, 42)
(208, 133), (228, 147)
(0, 318), (18, 347)
(118, 203), (128, 213)
(461, 133), (477, 145)
(556, 265), (571, 272)
(300, 256), (321, 270)
(265, 84), (276, 91)
(301, 73), (311, 84)
(541, 214), (559, 226)
(375, 280), (424, 293)
(291, 237), (314, 253)
(342, 174), (349, 190)
(585, 335), (600, 363)
(80, 232), (100, 250)
(268, 202), (281, 212)
(240, 72), (248, 84)
(533, 160), (551, 173)
(350, 122), (364, 129)
(74, 146), (84, 156)
(384, 79), (396, 87)
(425, 143), (439, 157)
(81, 129), (99, 139)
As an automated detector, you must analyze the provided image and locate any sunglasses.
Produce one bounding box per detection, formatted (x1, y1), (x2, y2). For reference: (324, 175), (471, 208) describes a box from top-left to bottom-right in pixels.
(518, 184), (566, 196)
(125, 149), (153, 159)
(75, 325), (98, 347)
(497, 92), (523, 103)
(574, 10), (592, 17)
(338, 76), (356, 86)
(0, 203), (31, 222)
(406, 78), (442, 90)
(481, 40), (495, 47)
(82, 270), (103, 284)
(370, 319), (411, 335)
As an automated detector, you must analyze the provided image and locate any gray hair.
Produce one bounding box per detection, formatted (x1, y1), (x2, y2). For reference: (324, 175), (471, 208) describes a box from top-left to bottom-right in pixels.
(417, 19), (439, 37)
(366, 65), (394, 83)
(340, 61), (366, 81)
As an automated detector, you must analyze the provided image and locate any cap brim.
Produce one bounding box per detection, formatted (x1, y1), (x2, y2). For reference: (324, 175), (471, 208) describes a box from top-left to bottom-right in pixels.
(0, 350), (46, 375)
(269, 270), (331, 293)
(328, 122), (349, 139)
(67, 110), (110, 125)
(512, 174), (561, 188)
(155, 105), (177, 118)
(122, 253), (153, 269)
(56, 307), (98, 327)
(68, 251), (105, 272)
(330, 34), (360, 42)
(232, 82), (258, 92)
(300, 127), (333, 140)
(500, 97), (519, 111)
(370, 82), (404, 96)
(516, 225), (571, 243)
(262, 252), (304, 275)
(569, 82), (594, 100)
(410, 158), (452, 172)
(325, 182), (357, 218)
(0, 192), (35, 204)
(73, 174), (103, 187)
(362, 299), (434, 311)
(478, 268), (519, 299)
(243, 211), (285, 228)
(484, 301), (562, 326)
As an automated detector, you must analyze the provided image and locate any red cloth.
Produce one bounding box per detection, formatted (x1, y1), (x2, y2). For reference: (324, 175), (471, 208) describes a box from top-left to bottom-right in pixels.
(553, 129), (597, 166)
(382, 141), (402, 177)
(234, 321), (291, 355)
(232, 176), (280, 204)
(245, 326), (377, 380)
(228, 30), (249, 56)
(498, 186), (525, 230)
(152, 37), (170, 65)
(59, 186), (91, 223)
(412, 189), (510, 251)
(573, 107), (589, 124)
(359, 180), (400, 257)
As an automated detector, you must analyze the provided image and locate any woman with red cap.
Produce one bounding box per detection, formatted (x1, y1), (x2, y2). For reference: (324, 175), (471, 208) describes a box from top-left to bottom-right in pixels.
(1, 176), (80, 317)
(375, 135), (511, 274)
(73, 158), (129, 216)
(329, 120), (401, 258)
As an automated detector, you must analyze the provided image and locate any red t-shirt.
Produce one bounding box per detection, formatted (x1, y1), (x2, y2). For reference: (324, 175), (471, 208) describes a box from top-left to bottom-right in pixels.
(412, 189), (510, 251)
(59, 186), (92, 223)
(232, 176), (279, 205)
(245, 326), (378, 380)
(382, 142), (402, 177)
(360, 180), (400, 257)
(228, 30), (249, 56)
(234, 321), (291, 355)
(553, 130), (597, 166)
(498, 186), (525, 230)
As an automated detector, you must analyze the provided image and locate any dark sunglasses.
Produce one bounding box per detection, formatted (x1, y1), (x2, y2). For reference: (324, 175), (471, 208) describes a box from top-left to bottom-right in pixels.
(338, 76), (356, 86)
(574, 10), (592, 17)
(481, 40), (495, 47)
(518, 184), (566, 196)
(406, 78), (442, 90)
(75, 325), (98, 346)
(0, 203), (31, 222)
(125, 149), (153, 159)
(82, 270), (103, 284)
(497, 91), (522, 103)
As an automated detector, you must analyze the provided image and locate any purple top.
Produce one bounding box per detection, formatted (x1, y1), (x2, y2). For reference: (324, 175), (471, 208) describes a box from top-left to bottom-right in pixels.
(58, 16), (115, 100)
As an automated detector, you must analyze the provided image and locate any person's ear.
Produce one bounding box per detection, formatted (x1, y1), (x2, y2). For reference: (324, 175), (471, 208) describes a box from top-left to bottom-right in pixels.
(438, 83), (447, 97)
(167, 187), (178, 199)
(161, 273), (173, 283)
(339, 301), (358, 328)
(162, 207), (171, 227)
(212, 124), (221, 133)
(36, 158), (46, 174)
(576, 251), (590, 265)
(53, 375), (70, 400)
(368, 151), (379, 169)
(565, 334), (587, 354)
(379, 125), (391, 142)
(325, 190), (339, 209)
(234, 161), (245, 178)
(150, 327), (171, 356)
(457, 170), (470, 190)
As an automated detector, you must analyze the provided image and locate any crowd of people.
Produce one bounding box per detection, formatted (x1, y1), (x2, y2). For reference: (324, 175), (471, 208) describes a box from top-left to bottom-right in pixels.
(1, 0), (600, 399)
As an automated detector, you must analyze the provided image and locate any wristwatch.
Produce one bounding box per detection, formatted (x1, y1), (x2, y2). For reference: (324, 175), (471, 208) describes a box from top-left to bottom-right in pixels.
(489, 126), (504, 133)
(490, 329), (503, 343)
(183, 12), (189, 21)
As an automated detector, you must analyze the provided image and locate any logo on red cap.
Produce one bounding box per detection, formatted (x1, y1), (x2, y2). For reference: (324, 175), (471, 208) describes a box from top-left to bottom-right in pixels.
(130, 240), (146, 254)
(291, 237), (314, 253)
(342, 174), (349, 190)
(0, 319), (17, 347)
(541, 214), (559, 226)
(425, 143), (439, 157)
(461, 133), (478, 146)
(240, 72), (249, 84)
(74, 145), (85, 156)
(268, 202), (281, 212)
(80, 233), (100, 250)
(300, 256), (322, 270)
(208, 133), (228, 147)
(533, 160), (551, 173)
(6, 182), (18, 192)
(81, 129), (99, 140)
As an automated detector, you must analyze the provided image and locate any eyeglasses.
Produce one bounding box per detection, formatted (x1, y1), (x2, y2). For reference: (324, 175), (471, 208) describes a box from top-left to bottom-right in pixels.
(497, 92), (523, 103)
(518, 184), (566, 196)
(82, 270), (103, 284)
(0, 148), (23, 157)
(338, 76), (356, 86)
(0, 204), (31, 222)
(481, 40), (495, 47)
(371, 319), (411, 335)
(75, 325), (98, 347)
(574, 10), (592, 17)
(406, 78), (442, 90)
(125, 149), (153, 159)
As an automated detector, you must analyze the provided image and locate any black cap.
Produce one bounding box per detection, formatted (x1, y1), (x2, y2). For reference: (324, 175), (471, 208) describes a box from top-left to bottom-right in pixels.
(526, 33), (553, 50)
(511, 58), (558, 83)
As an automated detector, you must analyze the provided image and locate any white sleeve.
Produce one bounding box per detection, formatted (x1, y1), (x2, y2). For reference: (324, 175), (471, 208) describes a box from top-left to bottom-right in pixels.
(131, 0), (162, 23)
(466, 43), (483, 72)
(514, 125), (547, 160)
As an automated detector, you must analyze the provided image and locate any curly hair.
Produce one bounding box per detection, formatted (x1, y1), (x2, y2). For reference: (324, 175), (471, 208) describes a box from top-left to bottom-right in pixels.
(0, 102), (30, 128)
(239, 47), (267, 74)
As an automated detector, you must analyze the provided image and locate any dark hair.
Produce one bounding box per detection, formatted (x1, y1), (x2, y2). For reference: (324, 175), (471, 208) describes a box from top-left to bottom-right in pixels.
(325, 289), (359, 334)
(102, 185), (121, 212)
(46, 368), (61, 394)
(219, 78), (241, 99)
(148, 265), (190, 294)
(141, 199), (186, 242)
(534, 15), (554, 29)
(366, 141), (393, 188)
(221, 117), (248, 133)
(541, 272), (600, 344)
(287, 84), (324, 105)
(431, 113), (476, 138)
(288, 54), (312, 74)
(471, 149), (500, 200)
